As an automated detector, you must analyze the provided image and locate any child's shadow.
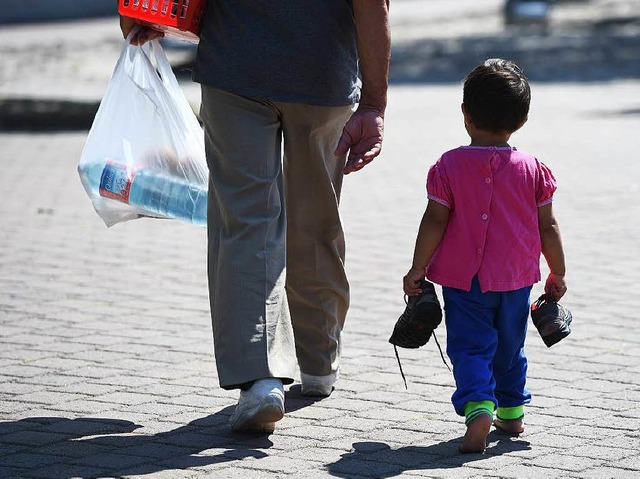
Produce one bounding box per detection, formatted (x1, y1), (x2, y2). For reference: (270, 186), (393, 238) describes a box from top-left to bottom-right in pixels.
(326, 431), (531, 478)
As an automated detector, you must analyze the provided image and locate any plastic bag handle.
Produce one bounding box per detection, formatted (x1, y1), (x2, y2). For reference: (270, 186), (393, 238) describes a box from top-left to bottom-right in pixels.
(117, 28), (177, 114)
(123, 31), (204, 167)
(119, 27), (183, 100)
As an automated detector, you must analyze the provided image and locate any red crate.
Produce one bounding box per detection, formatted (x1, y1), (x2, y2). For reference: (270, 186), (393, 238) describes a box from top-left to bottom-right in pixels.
(118, 0), (206, 43)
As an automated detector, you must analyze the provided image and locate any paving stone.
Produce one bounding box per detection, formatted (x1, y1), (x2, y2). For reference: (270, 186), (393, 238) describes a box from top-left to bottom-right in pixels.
(527, 453), (604, 472)
(2, 422), (78, 444)
(75, 451), (153, 469)
(495, 463), (578, 479)
(578, 467), (640, 479)
(56, 399), (117, 414)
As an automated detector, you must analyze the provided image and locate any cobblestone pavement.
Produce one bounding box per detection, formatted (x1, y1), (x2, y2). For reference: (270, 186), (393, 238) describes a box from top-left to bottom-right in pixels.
(1, 1), (640, 478)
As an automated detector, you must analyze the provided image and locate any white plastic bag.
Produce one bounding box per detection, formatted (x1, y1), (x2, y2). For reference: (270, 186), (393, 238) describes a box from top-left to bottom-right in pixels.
(78, 31), (208, 227)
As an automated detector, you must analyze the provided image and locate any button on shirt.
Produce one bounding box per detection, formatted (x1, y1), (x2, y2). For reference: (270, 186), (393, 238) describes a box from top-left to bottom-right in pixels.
(425, 146), (557, 293)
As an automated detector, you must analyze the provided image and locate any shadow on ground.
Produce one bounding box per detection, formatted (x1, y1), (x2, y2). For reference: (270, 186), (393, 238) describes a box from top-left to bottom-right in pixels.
(0, 390), (325, 478)
(326, 434), (531, 478)
(0, 409), (270, 478)
(0, 412), (531, 478)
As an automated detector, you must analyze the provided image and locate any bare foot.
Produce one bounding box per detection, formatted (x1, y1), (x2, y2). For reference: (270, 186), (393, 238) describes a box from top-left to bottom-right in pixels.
(493, 417), (524, 435)
(459, 414), (492, 453)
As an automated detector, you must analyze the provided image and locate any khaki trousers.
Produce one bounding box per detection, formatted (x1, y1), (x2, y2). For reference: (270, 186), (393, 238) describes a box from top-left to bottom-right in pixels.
(200, 86), (354, 389)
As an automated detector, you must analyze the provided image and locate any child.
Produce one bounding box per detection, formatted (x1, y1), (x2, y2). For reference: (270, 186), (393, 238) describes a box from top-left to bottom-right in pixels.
(403, 58), (567, 453)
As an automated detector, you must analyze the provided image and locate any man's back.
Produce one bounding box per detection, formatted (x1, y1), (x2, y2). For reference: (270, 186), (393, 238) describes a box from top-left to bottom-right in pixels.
(193, 0), (361, 106)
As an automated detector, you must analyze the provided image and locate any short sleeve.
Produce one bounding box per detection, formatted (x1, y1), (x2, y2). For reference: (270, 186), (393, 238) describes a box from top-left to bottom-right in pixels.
(535, 160), (557, 207)
(426, 159), (453, 208)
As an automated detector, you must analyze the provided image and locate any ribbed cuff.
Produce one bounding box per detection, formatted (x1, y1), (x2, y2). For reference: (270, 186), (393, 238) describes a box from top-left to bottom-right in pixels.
(496, 405), (525, 421)
(464, 400), (495, 425)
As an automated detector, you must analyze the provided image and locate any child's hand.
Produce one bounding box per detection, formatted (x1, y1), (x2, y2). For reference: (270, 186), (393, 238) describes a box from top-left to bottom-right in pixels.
(403, 267), (425, 296)
(545, 273), (567, 301)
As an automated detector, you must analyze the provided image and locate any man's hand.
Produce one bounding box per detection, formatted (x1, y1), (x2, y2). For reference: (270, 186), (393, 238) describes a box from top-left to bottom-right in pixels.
(335, 108), (384, 174)
(119, 15), (163, 45)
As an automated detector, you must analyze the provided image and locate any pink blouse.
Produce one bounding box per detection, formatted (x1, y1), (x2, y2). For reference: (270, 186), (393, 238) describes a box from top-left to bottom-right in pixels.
(426, 146), (557, 292)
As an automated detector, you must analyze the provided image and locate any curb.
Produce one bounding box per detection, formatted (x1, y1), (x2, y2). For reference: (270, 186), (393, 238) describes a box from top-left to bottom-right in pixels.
(0, 98), (99, 132)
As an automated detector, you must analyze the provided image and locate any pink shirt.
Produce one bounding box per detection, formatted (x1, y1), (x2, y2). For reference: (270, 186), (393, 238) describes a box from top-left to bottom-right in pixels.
(426, 146), (556, 293)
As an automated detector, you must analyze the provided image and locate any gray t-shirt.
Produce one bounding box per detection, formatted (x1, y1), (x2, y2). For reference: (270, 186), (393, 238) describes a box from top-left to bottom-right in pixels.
(193, 1), (360, 106)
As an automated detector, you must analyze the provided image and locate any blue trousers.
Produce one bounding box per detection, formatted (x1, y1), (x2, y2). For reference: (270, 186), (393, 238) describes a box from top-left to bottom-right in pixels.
(443, 276), (532, 417)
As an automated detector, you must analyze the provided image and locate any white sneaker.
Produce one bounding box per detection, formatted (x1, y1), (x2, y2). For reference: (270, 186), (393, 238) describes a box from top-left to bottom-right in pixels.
(229, 379), (285, 433)
(301, 372), (337, 398)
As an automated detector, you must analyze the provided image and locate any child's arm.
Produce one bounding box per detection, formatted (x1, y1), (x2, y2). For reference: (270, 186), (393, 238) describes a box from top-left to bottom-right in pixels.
(403, 200), (450, 296)
(538, 203), (567, 300)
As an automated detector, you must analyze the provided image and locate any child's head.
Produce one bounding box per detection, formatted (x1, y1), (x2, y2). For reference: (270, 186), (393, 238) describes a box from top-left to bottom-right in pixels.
(462, 59), (530, 135)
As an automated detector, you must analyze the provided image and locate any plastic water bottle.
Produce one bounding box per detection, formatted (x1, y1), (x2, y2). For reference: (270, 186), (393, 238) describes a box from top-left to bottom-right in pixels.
(78, 159), (207, 226)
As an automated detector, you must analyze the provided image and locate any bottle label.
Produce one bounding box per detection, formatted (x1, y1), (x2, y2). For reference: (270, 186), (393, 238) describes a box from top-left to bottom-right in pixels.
(99, 162), (133, 204)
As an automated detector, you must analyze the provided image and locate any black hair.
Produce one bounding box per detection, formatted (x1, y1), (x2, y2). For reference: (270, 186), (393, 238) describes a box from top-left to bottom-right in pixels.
(463, 58), (531, 133)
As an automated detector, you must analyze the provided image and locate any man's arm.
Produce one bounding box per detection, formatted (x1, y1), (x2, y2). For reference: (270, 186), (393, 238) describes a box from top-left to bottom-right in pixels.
(335, 0), (391, 174)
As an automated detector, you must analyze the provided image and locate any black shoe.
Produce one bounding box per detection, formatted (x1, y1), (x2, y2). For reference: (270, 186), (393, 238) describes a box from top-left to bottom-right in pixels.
(531, 294), (572, 347)
(389, 280), (448, 389)
(389, 279), (443, 349)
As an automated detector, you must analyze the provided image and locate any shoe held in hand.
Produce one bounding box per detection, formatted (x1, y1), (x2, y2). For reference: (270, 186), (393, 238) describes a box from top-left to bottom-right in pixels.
(531, 293), (572, 347)
(389, 280), (443, 349)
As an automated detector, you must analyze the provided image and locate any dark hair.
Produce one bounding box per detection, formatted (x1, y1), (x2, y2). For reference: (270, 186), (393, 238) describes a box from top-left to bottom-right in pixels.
(463, 58), (531, 133)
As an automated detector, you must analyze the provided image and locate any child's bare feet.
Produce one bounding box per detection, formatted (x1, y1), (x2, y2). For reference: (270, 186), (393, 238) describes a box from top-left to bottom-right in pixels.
(493, 417), (524, 434)
(459, 414), (492, 453)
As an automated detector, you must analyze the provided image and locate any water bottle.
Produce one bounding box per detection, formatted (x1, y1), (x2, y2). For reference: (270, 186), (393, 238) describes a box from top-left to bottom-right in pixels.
(78, 159), (207, 226)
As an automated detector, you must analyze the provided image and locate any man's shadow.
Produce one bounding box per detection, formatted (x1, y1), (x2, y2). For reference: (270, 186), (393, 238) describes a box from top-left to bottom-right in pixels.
(326, 431), (531, 478)
(0, 390), (319, 478)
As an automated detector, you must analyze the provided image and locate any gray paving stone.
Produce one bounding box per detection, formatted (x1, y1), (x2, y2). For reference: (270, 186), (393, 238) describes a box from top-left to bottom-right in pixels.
(620, 453), (640, 470)
(279, 425), (347, 442)
(0, 365), (51, 379)
(325, 455), (403, 478)
(0, 443), (27, 457)
(0, 430), (71, 446)
(566, 444), (635, 461)
(494, 463), (576, 479)
(286, 405), (344, 421)
(93, 392), (158, 406)
(256, 469), (335, 479)
(527, 453), (604, 472)
(318, 416), (390, 432)
(21, 464), (111, 479)
(11, 391), (90, 406)
(34, 441), (117, 459)
(578, 467), (640, 479)
(57, 399), (118, 414)
(75, 451), (154, 469)
(61, 382), (123, 396)
(596, 434), (640, 450)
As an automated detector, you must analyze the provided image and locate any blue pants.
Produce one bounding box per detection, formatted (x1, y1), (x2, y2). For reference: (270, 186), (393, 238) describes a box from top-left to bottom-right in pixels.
(443, 276), (532, 417)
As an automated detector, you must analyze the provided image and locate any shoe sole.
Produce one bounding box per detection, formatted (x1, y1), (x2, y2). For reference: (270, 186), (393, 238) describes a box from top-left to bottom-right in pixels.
(389, 304), (441, 349)
(230, 398), (284, 434)
(541, 311), (572, 347)
(301, 386), (333, 398)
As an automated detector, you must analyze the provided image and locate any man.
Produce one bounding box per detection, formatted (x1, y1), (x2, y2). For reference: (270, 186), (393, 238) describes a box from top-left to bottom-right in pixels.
(120, 0), (390, 433)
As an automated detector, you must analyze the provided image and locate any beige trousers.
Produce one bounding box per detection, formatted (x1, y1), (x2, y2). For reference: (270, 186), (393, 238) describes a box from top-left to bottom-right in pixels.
(200, 86), (354, 389)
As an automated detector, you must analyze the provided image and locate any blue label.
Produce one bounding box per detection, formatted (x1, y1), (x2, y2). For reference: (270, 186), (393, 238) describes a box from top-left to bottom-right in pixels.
(99, 163), (131, 203)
